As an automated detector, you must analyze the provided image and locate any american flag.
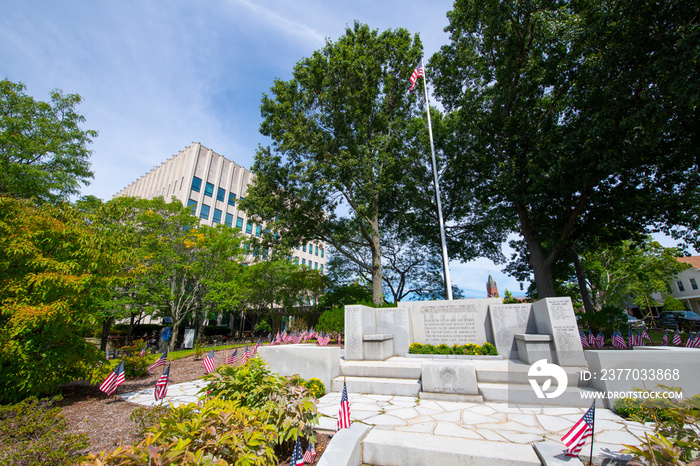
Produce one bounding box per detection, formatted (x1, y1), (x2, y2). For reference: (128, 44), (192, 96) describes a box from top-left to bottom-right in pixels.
(641, 328), (652, 343)
(579, 330), (590, 348)
(303, 440), (317, 463)
(337, 381), (351, 431)
(275, 332), (282, 345)
(99, 360), (125, 396)
(255, 337), (262, 350)
(409, 57), (424, 92)
(290, 437), (305, 466)
(226, 348), (238, 365)
(318, 332), (331, 346)
(293, 332), (302, 344)
(692, 334), (700, 348)
(203, 349), (215, 373)
(685, 332), (695, 348)
(595, 332), (605, 349)
(661, 331), (668, 346)
(154, 362), (171, 401)
(628, 329), (635, 347)
(561, 402), (595, 457)
(242, 345), (250, 364)
(148, 350), (168, 373)
(672, 329), (682, 345)
(337, 332), (343, 344)
(636, 330), (644, 347)
(612, 330), (626, 349)
(588, 331), (596, 347)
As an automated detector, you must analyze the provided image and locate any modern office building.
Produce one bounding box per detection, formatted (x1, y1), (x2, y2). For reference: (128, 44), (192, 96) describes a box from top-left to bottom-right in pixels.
(114, 142), (326, 273)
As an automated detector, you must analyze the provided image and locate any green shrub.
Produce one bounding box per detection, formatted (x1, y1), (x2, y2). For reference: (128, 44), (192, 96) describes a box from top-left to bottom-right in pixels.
(436, 344), (452, 355)
(317, 306), (344, 334)
(304, 378), (326, 398)
(463, 343), (479, 355)
(614, 396), (645, 419)
(199, 358), (318, 454)
(129, 404), (171, 436)
(623, 388), (699, 464)
(409, 343), (424, 354)
(0, 396), (89, 466)
(122, 355), (149, 378)
(577, 305), (628, 333)
(194, 340), (203, 360)
(85, 399), (278, 465)
(480, 342), (498, 355)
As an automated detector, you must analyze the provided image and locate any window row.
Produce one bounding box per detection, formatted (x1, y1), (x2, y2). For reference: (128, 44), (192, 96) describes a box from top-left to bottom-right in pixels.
(677, 278), (699, 293)
(297, 243), (324, 258)
(190, 176), (239, 207)
(187, 199), (268, 236)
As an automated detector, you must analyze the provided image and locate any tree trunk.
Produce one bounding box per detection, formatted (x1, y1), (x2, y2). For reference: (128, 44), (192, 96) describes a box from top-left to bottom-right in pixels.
(370, 214), (383, 305)
(100, 317), (114, 352)
(571, 247), (596, 314)
(517, 205), (559, 299)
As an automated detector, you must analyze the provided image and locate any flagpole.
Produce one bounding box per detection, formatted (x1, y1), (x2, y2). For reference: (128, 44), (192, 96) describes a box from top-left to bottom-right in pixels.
(420, 55), (453, 300)
(589, 403), (596, 466)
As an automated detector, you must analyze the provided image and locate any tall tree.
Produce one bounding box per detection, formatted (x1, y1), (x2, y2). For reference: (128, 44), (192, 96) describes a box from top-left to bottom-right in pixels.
(242, 22), (424, 305)
(0, 197), (131, 402)
(0, 80), (97, 204)
(428, 0), (700, 298)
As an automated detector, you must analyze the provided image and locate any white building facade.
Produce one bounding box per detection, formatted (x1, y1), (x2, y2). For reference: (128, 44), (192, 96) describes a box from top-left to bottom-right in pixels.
(669, 256), (700, 313)
(114, 142), (326, 273)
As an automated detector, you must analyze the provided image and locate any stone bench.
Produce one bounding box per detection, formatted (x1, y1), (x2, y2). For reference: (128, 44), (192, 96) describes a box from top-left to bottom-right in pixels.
(514, 333), (554, 364)
(362, 333), (394, 361)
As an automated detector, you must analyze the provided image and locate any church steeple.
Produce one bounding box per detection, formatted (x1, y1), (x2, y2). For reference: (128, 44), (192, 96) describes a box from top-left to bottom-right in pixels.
(486, 271), (499, 298)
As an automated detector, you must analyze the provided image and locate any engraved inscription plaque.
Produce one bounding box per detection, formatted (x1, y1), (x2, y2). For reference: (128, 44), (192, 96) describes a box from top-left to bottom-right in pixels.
(489, 304), (535, 358)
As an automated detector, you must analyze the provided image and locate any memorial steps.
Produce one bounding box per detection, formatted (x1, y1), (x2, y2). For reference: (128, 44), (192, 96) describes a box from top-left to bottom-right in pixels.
(332, 357), (600, 408)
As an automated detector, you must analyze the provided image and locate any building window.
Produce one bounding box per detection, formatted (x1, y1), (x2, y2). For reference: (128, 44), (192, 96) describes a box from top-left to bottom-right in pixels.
(217, 187), (226, 202)
(302, 244), (306, 252)
(236, 217), (244, 229)
(212, 208), (222, 224)
(308, 243), (313, 253)
(314, 262), (318, 270)
(204, 182), (214, 197)
(302, 258), (306, 266)
(294, 257), (299, 265)
(315, 245), (319, 256)
(246, 221), (253, 234)
(225, 213), (233, 227)
(200, 204), (210, 220)
(320, 247), (324, 258)
(187, 199), (197, 214)
(256, 225), (262, 237)
(677, 281), (685, 292)
(320, 264), (324, 273)
(691, 278), (699, 291)
(228, 193), (236, 206)
(191, 176), (202, 192)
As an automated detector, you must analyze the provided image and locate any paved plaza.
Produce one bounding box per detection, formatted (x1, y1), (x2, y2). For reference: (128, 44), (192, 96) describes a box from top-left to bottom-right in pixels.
(121, 379), (651, 464)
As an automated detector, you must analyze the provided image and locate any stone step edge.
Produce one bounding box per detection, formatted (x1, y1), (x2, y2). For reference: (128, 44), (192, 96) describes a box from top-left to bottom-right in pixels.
(331, 376), (422, 386)
(362, 429), (541, 466)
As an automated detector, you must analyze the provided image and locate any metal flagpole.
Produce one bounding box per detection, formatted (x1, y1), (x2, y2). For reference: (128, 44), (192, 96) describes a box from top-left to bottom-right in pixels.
(588, 404), (596, 466)
(420, 56), (453, 300)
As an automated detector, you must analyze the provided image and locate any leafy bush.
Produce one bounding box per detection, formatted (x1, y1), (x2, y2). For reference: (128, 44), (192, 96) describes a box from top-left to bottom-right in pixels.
(407, 342), (498, 356)
(129, 405), (171, 436)
(199, 358), (318, 455)
(409, 343), (424, 354)
(304, 378), (326, 398)
(84, 399), (278, 465)
(0, 396), (89, 466)
(576, 305), (628, 333)
(622, 387), (699, 464)
(317, 306), (344, 334)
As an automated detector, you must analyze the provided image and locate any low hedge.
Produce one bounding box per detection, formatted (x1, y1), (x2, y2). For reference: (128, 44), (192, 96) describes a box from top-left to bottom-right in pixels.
(408, 342), (498, 356)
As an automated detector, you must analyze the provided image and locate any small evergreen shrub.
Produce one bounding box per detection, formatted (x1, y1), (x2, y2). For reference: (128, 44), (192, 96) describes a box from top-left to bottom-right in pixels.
(409, 343), (424, 354)
(317, 306), (344, 334)
(408, 342), (498, 356)
(304, 378), (326, 398)
(0, 396), (89, 466)
(436, 344), (452, 355)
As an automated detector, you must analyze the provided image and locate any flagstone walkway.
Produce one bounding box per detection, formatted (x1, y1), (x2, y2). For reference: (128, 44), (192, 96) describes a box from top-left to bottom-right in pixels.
(121, 380), (651, 463)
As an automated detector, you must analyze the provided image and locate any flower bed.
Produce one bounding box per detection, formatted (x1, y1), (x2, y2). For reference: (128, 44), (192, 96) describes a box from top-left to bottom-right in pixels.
(406, 342), (500, 359)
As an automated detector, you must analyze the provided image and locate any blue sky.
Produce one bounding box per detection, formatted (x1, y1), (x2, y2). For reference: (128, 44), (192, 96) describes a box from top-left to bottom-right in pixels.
(1, 1), (690, 298)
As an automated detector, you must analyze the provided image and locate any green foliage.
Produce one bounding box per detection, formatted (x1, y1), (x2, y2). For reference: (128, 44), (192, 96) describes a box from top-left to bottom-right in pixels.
(193, 341), (203, 360)
(576, 306), (628, 334)
(303, 378), (326, 399)
(255, 319), (271, 334)
(317, 283), (373, 311)
(408, 342), (498, 356)
(0, 197), (130, 402)
(317, 306), (344, 334)
(129, 405), (171, 437)
(622, 388), (700, 464)
(0, 79), (97, 204)
(199, 358), (318, 453)
(663, 296), (687, 312)
(502, 290), (520, 304)
(85, 399), (278, 466)
(0, 396), (89, 466)
(614, 396), (645, 420)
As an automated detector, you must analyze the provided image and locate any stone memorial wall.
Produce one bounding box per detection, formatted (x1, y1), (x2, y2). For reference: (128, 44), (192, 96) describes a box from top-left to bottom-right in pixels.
(488, 303), (536, 358)
(532, 297), (586, 366)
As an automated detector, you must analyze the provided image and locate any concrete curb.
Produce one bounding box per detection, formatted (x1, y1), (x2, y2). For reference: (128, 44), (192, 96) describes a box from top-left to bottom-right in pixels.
(317, 423), (371, 466)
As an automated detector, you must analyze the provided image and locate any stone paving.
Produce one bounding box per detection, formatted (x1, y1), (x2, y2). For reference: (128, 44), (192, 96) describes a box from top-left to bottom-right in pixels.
(315, 392), (651, 462)
(121, 379), (652, 463)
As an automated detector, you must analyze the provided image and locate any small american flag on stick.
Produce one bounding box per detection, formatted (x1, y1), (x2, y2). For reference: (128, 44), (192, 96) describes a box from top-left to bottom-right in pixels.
(99, 360), (125, 396)
(203, 349), (215, 373)
(148, 350), (168, 373)
(561, 402), (595, 457)
(154, 362), (171, 401)
(337, 380), (351, 431)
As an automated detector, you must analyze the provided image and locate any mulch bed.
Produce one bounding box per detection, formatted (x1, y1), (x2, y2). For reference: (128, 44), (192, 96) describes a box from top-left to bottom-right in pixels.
(59, 350), (332, 464)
